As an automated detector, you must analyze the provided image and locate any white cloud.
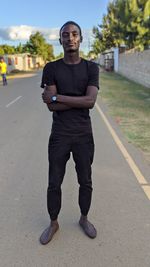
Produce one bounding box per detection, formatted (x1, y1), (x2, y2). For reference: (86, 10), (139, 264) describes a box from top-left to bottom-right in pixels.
(0, 25), (59, 41)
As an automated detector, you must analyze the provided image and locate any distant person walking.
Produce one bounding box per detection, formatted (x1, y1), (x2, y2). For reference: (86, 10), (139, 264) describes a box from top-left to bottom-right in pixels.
(0, 57), (7, 86)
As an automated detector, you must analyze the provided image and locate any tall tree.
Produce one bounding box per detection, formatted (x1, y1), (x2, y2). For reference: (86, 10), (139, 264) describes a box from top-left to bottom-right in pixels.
(92, 0), (150, 54)
(23, 32), (54, 61)
(46, 43), (55, 61)
(15, 43), (23, 53)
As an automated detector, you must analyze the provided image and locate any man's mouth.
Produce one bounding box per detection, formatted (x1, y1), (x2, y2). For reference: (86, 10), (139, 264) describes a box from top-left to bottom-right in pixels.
(68, 43), (75, 46)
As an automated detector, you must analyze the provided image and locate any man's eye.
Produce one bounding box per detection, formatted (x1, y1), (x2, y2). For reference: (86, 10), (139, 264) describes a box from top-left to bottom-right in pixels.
(62, 33), (68, 37)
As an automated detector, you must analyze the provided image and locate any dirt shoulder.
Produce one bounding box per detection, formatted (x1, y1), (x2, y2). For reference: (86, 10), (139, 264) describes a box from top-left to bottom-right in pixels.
(0, 70), (39, 81)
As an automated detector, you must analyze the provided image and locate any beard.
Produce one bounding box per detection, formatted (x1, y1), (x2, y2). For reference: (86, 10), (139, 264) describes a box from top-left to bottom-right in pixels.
(68, 49), (76, 53)
(67, 48), (78, 53)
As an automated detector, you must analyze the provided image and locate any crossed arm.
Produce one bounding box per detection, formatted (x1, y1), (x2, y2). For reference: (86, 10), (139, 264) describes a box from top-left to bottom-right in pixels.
(42, 84), (98, 111)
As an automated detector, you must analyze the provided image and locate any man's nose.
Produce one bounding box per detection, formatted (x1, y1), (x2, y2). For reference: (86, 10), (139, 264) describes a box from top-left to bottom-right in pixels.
(68, 33), (74, 40)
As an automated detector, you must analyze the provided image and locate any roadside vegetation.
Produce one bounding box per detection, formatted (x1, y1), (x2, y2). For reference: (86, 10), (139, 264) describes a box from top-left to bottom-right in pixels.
(100, 71), (150, 163)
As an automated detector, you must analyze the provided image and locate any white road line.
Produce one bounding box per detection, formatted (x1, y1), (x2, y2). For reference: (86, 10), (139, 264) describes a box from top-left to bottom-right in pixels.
(6, 96), (22, 108)
(95, 102), (150, 199)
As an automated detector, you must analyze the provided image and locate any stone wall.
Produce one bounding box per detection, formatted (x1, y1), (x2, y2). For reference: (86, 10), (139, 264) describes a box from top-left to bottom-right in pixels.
(118, 49), (150, 88)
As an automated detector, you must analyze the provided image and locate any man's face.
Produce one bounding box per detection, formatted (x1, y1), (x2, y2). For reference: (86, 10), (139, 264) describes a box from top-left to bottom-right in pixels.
(60, 24), (82, 53)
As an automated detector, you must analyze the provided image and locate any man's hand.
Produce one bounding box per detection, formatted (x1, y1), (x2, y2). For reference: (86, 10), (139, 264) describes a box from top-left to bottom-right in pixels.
(42, 85), (57, 104)
(42, 90), (54, 104)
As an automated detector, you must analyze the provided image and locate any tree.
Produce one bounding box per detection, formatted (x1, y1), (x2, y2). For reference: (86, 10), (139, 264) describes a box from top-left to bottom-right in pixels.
(92, 0), (150, 54)
(23, 31), (54, 61)
(0, 44), (15, 54)
(15, 43), (23, 53)
(0, 47), (4, 55)
(46, 43), (55, 61)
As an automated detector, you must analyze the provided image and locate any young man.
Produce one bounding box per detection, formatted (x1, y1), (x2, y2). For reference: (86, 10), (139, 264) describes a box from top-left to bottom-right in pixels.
(40, 21), (99, 245)
(0, 57), (7, 86)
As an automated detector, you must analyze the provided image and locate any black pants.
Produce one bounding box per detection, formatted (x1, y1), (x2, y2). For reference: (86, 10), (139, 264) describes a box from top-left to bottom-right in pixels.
(47, 133), (94, 220)
(1, 74), (7, 86)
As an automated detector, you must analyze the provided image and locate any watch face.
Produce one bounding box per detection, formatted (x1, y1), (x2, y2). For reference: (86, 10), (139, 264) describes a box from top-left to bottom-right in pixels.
(52, 96), (57, 102)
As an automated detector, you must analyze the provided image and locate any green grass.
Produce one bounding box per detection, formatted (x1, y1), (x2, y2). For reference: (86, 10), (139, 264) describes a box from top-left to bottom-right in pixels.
(100, 71), (150, 163)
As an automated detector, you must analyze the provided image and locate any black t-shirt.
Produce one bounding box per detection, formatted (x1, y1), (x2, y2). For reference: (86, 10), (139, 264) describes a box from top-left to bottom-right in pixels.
(41, 58), (99, 135)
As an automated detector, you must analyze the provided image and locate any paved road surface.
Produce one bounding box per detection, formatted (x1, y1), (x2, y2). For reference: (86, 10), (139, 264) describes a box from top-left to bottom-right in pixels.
(0, 73), (150, 267)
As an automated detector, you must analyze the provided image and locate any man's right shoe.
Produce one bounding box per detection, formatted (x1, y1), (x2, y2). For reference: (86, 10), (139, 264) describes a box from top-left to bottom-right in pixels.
(39, 221), (59, 245)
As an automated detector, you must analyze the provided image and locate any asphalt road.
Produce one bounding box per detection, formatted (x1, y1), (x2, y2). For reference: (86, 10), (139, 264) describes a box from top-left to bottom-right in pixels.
(0, 73), (150, 267)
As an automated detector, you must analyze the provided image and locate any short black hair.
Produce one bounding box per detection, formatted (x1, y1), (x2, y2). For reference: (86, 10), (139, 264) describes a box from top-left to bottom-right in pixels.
(59, 21), (82, 37)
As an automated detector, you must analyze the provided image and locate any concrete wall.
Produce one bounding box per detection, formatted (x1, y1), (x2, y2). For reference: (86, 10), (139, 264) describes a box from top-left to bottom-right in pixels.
(3, 54), (44, 73)
(118, 49), (150, 88)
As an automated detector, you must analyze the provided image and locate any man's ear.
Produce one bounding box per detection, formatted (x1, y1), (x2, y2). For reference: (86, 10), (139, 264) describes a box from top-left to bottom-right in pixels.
(80, 36), (83, 43)
(59, 38), (62, 45)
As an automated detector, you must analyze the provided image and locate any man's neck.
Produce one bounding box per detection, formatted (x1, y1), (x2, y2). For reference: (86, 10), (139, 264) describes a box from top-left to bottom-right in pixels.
(63, 52), (81, 64)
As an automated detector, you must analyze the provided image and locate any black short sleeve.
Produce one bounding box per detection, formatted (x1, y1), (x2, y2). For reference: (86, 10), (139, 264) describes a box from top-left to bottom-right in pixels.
(88, 62), (100, 90)
(40, 62), (55, 88)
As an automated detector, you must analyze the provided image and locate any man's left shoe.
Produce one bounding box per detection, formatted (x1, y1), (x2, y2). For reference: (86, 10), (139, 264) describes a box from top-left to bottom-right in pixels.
(79, 215), (97, 239)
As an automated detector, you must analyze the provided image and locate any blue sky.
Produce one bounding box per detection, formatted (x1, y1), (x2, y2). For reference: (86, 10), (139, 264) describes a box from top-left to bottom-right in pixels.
(0, 0), (110, 55)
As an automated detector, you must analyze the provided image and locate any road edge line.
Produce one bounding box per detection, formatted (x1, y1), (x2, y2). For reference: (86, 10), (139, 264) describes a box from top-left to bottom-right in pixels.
(95, 102), (149, 196)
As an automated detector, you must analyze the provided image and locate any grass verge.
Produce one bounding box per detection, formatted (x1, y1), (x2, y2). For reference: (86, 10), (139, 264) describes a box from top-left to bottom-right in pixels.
(100, 71), (150, 163)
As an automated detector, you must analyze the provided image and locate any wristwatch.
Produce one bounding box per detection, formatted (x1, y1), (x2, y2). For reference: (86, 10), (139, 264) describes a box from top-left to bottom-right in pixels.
(51, 95), (57, 103)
